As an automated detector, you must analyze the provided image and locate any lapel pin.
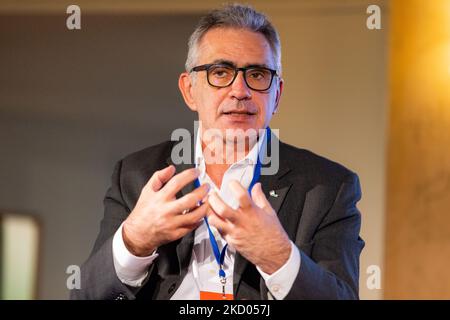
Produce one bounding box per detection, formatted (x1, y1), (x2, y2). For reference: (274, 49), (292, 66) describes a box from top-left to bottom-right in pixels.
(269, 190), (279, 198)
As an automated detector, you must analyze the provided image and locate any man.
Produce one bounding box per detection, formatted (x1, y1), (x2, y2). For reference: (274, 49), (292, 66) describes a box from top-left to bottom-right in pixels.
(72, 4), (364, 300)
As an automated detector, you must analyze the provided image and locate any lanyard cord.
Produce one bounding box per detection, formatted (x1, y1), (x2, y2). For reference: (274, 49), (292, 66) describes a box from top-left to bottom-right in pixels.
(193, 155), (262, 284)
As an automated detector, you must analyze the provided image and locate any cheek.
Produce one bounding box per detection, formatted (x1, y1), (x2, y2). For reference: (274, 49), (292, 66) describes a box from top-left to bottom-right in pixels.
(202, 89), (227, 112)
(196, 90), (222, 120)
(257, 97), (275, 121)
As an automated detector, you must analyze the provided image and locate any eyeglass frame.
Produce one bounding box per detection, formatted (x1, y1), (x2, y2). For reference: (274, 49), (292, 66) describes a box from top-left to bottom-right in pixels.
(190, 63), (279, 92)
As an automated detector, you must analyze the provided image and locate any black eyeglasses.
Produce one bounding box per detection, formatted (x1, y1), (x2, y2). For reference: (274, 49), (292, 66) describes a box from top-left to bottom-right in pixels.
(190, 63), (278, 92)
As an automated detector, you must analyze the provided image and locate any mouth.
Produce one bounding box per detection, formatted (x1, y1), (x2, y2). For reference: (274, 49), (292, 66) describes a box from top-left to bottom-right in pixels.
(222, 111), (257, 116)
(221, 111), (256, 124)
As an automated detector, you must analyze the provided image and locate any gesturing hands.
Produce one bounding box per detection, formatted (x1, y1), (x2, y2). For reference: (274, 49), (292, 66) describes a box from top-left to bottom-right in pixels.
(122, 166), (290, 274)
(207, 180), (292, 275)
(122, 165), (210, 257)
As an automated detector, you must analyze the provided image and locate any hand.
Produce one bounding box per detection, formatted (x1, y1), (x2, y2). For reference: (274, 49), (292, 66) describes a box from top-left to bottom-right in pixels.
(207, 181), (291, 274)
(122, 165), (210, 257)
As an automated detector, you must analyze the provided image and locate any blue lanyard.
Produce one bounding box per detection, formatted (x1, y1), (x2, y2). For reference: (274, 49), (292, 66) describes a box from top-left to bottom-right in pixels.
(193, 156), (262, 288)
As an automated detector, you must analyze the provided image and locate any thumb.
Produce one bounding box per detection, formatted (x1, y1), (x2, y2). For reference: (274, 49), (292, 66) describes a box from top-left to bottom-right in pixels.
(147, 165), (176, 192)
(251, 183), (271, 210)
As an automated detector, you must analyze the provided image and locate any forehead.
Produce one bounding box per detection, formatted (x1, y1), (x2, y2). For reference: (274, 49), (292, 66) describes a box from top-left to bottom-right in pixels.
(197, 27), (275, 68)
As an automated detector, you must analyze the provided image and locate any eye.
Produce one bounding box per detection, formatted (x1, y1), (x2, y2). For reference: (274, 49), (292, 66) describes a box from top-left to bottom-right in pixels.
(247, 69), (269, 80)
(210, 66), (233, 78)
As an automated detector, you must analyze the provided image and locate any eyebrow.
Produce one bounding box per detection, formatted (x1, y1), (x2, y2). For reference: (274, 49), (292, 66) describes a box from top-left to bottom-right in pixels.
(211, 59), (271, 69)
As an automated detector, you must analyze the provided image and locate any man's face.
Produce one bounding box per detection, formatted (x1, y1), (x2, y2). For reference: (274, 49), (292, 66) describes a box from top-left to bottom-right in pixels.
(179, 27), (283, 140)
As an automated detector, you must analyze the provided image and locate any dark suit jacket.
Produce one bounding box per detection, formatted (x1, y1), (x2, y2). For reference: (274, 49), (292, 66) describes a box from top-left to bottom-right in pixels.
(71, 130), (364, 300)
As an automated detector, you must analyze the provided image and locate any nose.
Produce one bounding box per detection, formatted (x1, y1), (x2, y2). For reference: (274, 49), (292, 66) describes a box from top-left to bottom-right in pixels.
(229, 71), (251, 100)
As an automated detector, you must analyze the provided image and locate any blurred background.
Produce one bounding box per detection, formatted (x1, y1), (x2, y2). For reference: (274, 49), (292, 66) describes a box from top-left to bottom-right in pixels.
(0, 0), (448, 299)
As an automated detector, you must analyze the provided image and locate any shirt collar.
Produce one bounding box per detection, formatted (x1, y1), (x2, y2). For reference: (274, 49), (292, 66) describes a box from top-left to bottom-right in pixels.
(194, 127), (267, 174)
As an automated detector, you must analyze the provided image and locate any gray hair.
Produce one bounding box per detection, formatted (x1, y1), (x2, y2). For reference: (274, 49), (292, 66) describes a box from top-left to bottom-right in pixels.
(185, 3), (282, 75)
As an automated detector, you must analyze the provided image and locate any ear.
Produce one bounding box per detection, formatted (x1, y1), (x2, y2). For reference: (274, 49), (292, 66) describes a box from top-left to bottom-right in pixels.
(272, 78), (283, 114)
(178, 72), (198, 112)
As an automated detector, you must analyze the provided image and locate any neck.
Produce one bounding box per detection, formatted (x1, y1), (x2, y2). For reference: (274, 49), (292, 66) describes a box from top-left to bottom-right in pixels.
(199, 127), (263, 188)
(205, 163), (228, 189)
(201, 139), (255, 188)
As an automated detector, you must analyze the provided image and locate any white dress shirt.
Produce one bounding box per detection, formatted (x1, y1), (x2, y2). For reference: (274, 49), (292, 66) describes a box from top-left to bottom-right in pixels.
(112, 128), (301, 299)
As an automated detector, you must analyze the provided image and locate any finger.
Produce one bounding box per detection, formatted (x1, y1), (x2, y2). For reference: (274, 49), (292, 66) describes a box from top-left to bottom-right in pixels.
(173, 201), (209, 227)
(147, 165), (176, 192)
(160, 167), (200, 199)
(207, 209), (231, 236)
(168, 183), (210, 215)
(228, 180), (253, 209)
(251, 182), (271, 210)
(173, 220), (204, 240)
(208, 191), (237, 222)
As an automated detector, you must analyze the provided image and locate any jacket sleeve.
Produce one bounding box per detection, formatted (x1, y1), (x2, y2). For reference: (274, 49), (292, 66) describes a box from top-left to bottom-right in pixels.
(70, 160), (147, 300)
(282, 173), (365, 300)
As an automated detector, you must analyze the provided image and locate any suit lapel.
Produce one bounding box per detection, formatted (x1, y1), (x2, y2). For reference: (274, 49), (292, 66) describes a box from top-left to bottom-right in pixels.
(174, 171), (196, 275)
(164, 154), (197, 276)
